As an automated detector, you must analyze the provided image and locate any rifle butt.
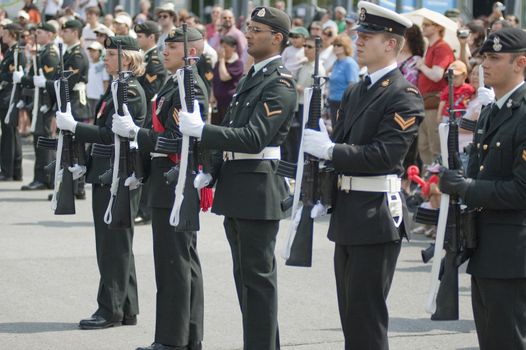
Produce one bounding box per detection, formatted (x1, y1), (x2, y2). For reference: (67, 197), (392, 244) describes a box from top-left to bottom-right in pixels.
(285, 205), (314, 267)
(431, 252), (459, 320)
(108, 178), (132, 229)
(55, 170), (76, 215)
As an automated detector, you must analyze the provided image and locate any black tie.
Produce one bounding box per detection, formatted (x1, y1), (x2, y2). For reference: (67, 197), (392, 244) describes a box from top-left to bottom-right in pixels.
(246, 66), (255, 79)
(359, 75), (372, 97)
(485, 103), (499, 132)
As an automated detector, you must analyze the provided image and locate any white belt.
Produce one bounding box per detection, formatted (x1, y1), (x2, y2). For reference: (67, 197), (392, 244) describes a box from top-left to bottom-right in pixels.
(72, 82), (86, 91)
(224, 146), (281, 161)
(338, 174), (403, 227)
(337, 174), (401, 193)
(150, 152), (167, 158)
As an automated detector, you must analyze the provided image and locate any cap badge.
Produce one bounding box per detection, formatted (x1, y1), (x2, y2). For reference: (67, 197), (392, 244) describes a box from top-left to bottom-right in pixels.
(493, 36), (502, 52)
(359, 8), (367, 23)
(257, 8), (266, 17)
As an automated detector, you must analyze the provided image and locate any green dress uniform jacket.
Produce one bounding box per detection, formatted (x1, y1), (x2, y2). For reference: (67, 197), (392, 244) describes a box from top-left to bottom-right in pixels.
(138, 46), (166, 127)
(329, 68), (425, 245)
(465, 84), (526, 279)
(46, 43), (90, 121)
(202, 58), (297, 220)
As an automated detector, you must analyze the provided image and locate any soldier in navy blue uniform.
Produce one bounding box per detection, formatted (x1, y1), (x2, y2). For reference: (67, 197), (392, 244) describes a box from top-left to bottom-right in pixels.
(302, 2), (424, 349)
(440, 28), (526, 350)
(112, 27), (208, 350)
(0, 23), (25, 181)
(55, 36), (146, 330)
(180, 7), (297, 350)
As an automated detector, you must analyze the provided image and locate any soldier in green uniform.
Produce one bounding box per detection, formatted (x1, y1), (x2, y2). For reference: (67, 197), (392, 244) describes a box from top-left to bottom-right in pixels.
(440, 28), (526, 350)
(112, 28), (208, 350)
(55, 36), (146, 330)
(0, 23), (24, 181)
(180, 7), (297, 350)
(19, 22), (59, 190)
(134, 20), (167, 225)
(302, 2), (423, 349)
(34, 19), (90, 199)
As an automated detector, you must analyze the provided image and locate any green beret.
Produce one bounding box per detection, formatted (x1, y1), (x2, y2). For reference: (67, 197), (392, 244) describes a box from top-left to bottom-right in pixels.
(38, 22), (57, 34)
(104, 36), (140, 51)
(480, 28), (526, 54)
(250, 6), (290, 36)
(134, 20), (160, 35)
(62, 19), (83, 30)
(165, 26), (203, 43)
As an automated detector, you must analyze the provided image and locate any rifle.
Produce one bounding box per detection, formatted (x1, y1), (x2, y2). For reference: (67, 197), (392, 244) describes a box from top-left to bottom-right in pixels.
(5, 44), (22, 125)
(426, 68), (463, 320)
(103, 43), (133, 229)
(40, 42), (76, 215)
(162, 23), (197, 227)
(30, 36), (40, 133)
(280, 37), (330, 267)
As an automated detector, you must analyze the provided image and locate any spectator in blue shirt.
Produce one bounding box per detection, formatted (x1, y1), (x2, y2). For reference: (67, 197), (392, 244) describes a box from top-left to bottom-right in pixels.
(327, 34), (359, 129)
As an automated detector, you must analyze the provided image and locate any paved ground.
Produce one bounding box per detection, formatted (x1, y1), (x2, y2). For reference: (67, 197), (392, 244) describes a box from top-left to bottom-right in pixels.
(0, 140), (479, 349)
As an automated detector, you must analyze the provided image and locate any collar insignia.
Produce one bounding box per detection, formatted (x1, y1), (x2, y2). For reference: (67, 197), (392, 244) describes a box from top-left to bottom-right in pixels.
(381, 79), (390, 87)
(507, 99), (513, 108)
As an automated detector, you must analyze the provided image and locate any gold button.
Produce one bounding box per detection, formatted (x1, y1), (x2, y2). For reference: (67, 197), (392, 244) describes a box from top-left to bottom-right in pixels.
(483, 144), (488, 150)
(480, 165), (484, 171)
(496, 142), (501, 147)
(477, 143), (480, 149)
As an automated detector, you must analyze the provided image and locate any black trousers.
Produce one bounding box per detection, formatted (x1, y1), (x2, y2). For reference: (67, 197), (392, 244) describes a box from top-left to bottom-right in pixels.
(91, 184), (140, 321)
(224, 217), (281, 350)
(151, 207), (203, 347)
(32, 110), (54, 185)
(0, 110), (22, 179)
(471, 276), (526, 350)
(334, 241), (401, 350)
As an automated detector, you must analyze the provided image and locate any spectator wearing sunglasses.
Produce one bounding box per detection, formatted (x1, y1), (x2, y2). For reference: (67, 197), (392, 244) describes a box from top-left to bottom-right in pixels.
(320, 23), (337, 72)
(328, 34), (359, 128)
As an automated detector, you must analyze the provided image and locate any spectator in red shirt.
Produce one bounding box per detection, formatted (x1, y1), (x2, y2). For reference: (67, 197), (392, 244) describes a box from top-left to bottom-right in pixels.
(416, 17), (455, 165)
(205, 5), (223, 40)
(437, 60), (475, 122)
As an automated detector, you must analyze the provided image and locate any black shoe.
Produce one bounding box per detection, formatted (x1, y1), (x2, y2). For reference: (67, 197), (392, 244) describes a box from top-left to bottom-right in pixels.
(0, 173), (13, 181)
(136, 343), (188, 350)
(75, 191), (86, 200)
(21, 181), (48, 191)
(78, 315), (119, 330)
(13, 175), (22, 181)
(122, 314), (137, 326)
(134, 215), (151, 225)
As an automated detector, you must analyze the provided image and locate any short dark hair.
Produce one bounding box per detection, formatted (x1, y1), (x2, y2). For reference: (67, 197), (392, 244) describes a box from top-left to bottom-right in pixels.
(220, 35), (238, 47)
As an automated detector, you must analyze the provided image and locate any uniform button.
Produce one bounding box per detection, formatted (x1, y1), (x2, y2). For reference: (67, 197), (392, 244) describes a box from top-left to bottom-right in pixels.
(496, 142), (501, 147)
(235, 102), (239, 105)
(477, 143), (480, 149)
(480, 165), (484, 171)
(483, 144), (488, 150)
(246, 102), (250, 106)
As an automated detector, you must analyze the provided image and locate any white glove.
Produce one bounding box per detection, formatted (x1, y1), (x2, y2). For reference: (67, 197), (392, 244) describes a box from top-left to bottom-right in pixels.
(303, 119), (335, 160)
(33, 70), (46, 88)
(67, 164), (87, 180)
(310, 201), (328, 218)
(179, 100), (204, 138)
(12, 67), (23, 83)
(477, 87), (495, 106)
(56, 102), (78, 132)
(194, 171), (212, 190)
(112, 104), (139, 139)
(16, 100), (25, 109)
(124, 172), (142, 190)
